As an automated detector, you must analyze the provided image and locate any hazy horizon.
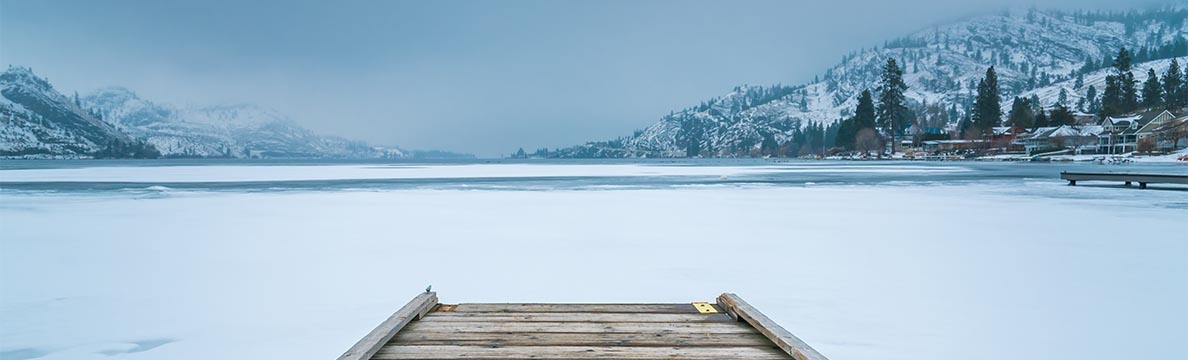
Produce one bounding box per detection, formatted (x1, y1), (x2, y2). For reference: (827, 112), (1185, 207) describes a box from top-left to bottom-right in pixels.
(1, 0), (1176, 156)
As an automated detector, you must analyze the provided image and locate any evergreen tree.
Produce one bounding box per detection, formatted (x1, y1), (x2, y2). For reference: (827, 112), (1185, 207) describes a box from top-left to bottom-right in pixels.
(677, 116), (704, 157)
(1086, 85), (1099, 113)
(957, 112), (973, 139)
(1006, 97), (1034, 130)
(1163, 59), (1185, 109)
(1049, 104), (1076, 126)
(836, 117), (858, 150)
(1113, 48), (1139, 113)
(1034, 108), (1050, 129)
(1057, 88), (1069, 107)
(971, 66), (1002, 134)
(1101, 75), (1123, 118)
(876, 58), (907, 154)
(1141, 68), (1163, 110)
(855, 89), (876, 129)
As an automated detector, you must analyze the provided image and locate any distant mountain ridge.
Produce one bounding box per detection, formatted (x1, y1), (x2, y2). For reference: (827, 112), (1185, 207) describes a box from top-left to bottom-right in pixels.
(80, 86), (397, 158)
(551, 6), (1188, 157)
(0, 67), (142, 157)
(1, 67), (470, 159)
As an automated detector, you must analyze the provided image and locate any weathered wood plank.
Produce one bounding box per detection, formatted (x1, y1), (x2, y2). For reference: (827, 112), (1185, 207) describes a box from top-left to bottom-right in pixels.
(402, 321), (759, 334)
(373, 345), (793, 359)
(387, 332), (775, 347)
(450, 303), (719, 314)
(420, 312), (735, 323)
(337, 292), (438, 360)
(1061, 171), (1188, 187)
(717, 293), (828, 360)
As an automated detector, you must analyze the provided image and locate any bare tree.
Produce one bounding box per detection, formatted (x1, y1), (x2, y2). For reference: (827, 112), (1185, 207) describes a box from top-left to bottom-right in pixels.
(855, 128), (883, 157)
(1137, 137), (1156, 154)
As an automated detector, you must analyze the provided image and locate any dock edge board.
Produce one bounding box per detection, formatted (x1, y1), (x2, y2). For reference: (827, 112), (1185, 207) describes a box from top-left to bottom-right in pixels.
(338, 291), (829, 360)
(718, 293), (829, 360)
(338, 292), (438, 360)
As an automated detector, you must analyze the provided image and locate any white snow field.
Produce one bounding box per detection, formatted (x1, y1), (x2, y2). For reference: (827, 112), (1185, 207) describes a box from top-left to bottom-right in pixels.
(1, 162), (1186, 360)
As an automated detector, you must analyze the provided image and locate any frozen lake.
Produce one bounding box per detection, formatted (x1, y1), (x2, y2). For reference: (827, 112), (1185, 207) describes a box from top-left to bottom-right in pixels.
(1, 160), (1186, 360)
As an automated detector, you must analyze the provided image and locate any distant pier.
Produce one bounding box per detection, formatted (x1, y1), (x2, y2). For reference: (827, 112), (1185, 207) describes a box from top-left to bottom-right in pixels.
(1060, 171), (1188, 189)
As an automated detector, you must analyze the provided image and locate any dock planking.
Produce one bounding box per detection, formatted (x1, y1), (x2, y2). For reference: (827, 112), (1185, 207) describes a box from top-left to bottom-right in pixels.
(339, 292), (828, 360)
(1061, 171), (1188, 189)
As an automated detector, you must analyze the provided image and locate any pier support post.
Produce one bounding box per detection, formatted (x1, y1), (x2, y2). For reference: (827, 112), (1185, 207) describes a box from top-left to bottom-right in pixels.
(1139, 182), (1147, 189)
(1068, 180), (1076, 186)
(1124, 181), (1131, 186)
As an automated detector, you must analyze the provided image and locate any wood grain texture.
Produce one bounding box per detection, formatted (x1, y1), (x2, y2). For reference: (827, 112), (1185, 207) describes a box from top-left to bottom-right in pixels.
(450, 303), (721, 314)
(337, 292), (437, 360)
(388, 332), (776, 347)
(402, 321), (760, 334)
(717, 293), (829, 360)
(420, 312), (735, 323)
(372, 345), (793, 359)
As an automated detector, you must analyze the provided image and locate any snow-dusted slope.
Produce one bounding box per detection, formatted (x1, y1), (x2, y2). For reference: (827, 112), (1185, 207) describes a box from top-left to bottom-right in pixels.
(0, 67), (411, 159)
(0, 67), (134, 157)
(82, 87), (405, 158)
(559, 7), (1188, 157)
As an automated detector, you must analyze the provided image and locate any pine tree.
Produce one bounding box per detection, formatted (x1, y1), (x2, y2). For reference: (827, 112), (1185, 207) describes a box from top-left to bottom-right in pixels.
(1183, 62), (1188, 109)
(1057, 88), (1069, 107)
(876, 58), (907, 155)
(1112, 48), (1139, 113)
(957, 112), (973, 139)
(1086, 85), (1099, 113)
(971, 66), (1001, 134)
(1050, 104), (1075, 126)
(1163, 59), (1185, 109)
(836, 117), (858, 150)
(855, 89), (876, 129)
(1141, 68), (1163, 110)
(1034, 108), (1050, 129)
(1101, 75), (1123, 118)
(1006, 97), (1034, 130)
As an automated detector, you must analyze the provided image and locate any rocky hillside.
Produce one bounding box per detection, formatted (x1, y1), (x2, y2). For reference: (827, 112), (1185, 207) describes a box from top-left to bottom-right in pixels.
(0, 67), (411, 159)
(554, 7), (1188, 157)
(0, 67), (151, 157)
(81, 87), (403, 158)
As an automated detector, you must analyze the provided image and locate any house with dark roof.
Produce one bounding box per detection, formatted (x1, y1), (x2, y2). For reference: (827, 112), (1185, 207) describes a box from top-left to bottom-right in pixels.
(1016, 125), (1102, 154)
(1097, 110), (1176, 154)
(1136, 111), (1187, 151)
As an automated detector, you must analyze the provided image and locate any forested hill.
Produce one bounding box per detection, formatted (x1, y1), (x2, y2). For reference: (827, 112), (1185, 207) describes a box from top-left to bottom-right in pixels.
(542, 7), (1187, 158)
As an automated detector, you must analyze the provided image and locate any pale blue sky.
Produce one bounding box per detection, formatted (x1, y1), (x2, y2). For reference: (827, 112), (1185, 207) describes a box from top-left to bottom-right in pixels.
(0, 0), (1169, 156)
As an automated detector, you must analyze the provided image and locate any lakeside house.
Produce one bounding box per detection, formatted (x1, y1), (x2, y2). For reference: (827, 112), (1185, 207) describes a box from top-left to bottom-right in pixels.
(1016, 125), (1103, 154)
(902, 109), (1188, 158)
(999, 110), (1186, 156)
(1098, 110), (1178, 154)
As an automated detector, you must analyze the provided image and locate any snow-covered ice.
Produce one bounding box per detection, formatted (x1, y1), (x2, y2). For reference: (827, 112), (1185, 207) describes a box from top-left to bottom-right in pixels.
(1, 161), (1185, 360)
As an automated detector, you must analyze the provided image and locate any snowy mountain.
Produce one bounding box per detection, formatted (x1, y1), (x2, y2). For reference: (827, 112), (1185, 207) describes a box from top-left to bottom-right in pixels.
(81, 87), (403, 158)
(0, 67), (412, 159)
(0, 66), (147, 157)
(555, 7), (1188, 157)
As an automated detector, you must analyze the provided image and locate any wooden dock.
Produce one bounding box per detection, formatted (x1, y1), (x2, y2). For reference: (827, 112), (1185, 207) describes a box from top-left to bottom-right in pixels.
(1060, 171), (1188, 189)
(339, 292), (828, 360)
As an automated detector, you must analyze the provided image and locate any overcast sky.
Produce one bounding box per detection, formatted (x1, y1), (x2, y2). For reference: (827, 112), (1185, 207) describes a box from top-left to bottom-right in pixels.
(0, 0), (1173, 156)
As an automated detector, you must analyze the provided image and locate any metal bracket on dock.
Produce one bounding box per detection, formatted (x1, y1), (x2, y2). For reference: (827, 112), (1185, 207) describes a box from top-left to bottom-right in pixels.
(692, 302), (718, 314)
